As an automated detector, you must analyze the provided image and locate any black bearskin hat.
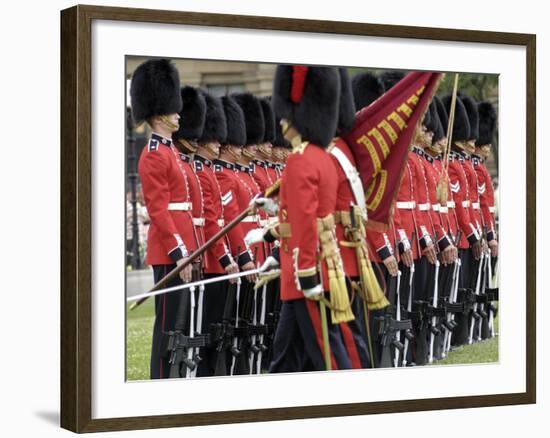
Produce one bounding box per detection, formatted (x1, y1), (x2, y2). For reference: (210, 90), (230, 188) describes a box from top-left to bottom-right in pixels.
(433, 95), (448, 136)
(380, 70), (406, 92)
(422, 103), (433, 131)
(459, 94), (479, 140)
(197, 91), (227, 143)
(260, 98), (276, 143)
(130, 58), (182, 124)
(173, 86), (206, 141)
(352, 71), (385, 111)
(423, 101), (440, 134)
(231, 93), (265, 145)
(477, 101), (497, 146)
(337, 68), (356, 136)
(442, 95), (470, 142)
(431, 102), (445, 144)
(221, 96), (247, 146)
(272, 65), (340, 148)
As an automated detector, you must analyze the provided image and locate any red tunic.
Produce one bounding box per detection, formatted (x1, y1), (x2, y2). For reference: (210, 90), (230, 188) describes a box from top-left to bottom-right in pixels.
(212, 159), (253, 267)
(278, 143), (338, 301)
(473, 156), (497, 241)
(251, 160), (273, 193)
(193, 154), (232, 274)
(137, 133), (197, 265)
(234, 163), (267, 264)
(462, 155), (482, 233)
(432, 157), (459, 242)
(418, 150), (452, 250)
(448, 152), (480, 249)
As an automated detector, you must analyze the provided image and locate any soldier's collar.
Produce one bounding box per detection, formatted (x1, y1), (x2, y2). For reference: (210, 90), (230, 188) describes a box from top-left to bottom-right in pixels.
(265, 161), (277, 169)
(424, 154), (434, 163)
(194, 154), (212, 167)
(213, 159), (235, 170)
(412, 145), (425, 156)
(253, 159), (266, 167)
(235, 163), (251, 172)
(178, 152), (192, 163)
(151, 132), (173, 146)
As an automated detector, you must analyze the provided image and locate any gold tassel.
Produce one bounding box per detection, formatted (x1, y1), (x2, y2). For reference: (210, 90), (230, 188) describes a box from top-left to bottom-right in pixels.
(328, 264), (355, 324)
(362, 256), (389, 310)
(317, 216), (355, 324)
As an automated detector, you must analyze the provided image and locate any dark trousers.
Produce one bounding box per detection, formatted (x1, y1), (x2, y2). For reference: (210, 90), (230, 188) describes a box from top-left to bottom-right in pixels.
(412, 256), (431, 365)
(269, 298), (353, 373)
(453, 249), (476, 346)
(195, 275), (229, 377)
(150, 264), (184, 379)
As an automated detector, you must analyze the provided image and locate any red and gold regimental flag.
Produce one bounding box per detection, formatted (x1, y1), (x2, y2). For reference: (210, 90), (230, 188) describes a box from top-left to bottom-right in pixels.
(344, 71), (442, 231)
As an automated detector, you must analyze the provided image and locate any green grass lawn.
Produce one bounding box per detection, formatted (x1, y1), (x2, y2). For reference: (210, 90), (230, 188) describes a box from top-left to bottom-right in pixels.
(126, 301), (499, 380)
(126, 299), (155, 381)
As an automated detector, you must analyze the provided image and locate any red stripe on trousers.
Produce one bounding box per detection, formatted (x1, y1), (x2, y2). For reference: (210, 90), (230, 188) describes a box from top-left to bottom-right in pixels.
(340, 323), (361, 369)
(305, 299), (338, 370)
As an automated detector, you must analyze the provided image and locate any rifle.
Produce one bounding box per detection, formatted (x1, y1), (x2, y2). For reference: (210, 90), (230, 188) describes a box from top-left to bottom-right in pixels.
(166, 265), (209, 378)
(401, 249), (416, 366)
(468, 253), (485, 345)
(130, 180), (281, 310)
(486, 251), (499, 338)
(375, 271), (413, 368)
(212, 281), (237, 376)
(428, 258), (441, 364)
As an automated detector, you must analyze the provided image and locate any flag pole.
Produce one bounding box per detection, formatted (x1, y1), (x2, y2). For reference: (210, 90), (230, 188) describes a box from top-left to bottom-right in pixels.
(439, 74), (460, 202)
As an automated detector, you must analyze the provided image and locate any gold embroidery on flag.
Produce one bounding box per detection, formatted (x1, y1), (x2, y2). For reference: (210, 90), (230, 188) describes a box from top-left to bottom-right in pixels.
(398, 102), (413, 118)
(365, 170), (388, 211)
(388, 111), (407, 130)
(377, 120), (398, 145)
(368, 128), (390, 158)
(357, 135), (382, 174)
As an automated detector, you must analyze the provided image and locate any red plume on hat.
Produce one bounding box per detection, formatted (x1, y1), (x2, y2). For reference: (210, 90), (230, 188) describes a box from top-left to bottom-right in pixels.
(272, 65), (340, 148)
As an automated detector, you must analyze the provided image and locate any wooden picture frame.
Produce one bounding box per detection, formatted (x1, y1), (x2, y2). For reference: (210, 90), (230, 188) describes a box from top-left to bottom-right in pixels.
(60, 4), (536, 433)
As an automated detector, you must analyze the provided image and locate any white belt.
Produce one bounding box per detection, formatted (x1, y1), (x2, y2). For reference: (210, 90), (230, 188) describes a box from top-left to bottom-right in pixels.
(462, 200), (471, 208)
(259, 219), (269, 227)
(418, 203), (430, 211)
(439, 206), (449, 213)
(168, 202), (193, 211)
(447, 201), (456, 208)
(193, 218), (205, 227)
(242, 215), (259, 223)
(396, 201), (415, 209)
(432, 203), (440, 212)
(218, 219), (225, 227)
(489, 206), (496, 213)
(472, 202), (480, 210)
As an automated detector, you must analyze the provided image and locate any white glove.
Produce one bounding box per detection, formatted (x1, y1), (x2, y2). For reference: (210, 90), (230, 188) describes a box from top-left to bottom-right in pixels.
(253, 197), (279, 216)
(259, 255), (280, 272)
(244, 228), (265, 247)
(302, 284), (323, 300)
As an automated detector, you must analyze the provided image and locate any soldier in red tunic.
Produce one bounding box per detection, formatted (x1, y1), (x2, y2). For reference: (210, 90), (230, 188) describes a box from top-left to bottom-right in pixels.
(231, 93), (268, 266)
(252, 98), (278, 191)
(260, 66), (355, 372)
(474, 101), (498, 257)
(131, 59), (196, 379)
(211, 96), (256, 273)
(188, 90), (242, 376)
(443, 95), (482, 346)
